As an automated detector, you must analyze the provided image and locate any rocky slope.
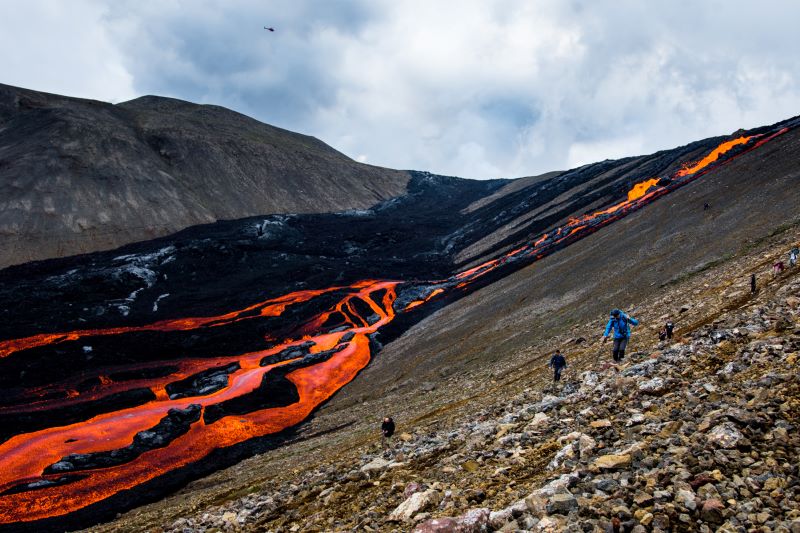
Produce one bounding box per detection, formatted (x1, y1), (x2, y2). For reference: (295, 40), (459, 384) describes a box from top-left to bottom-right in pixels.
(0, 117), (797, 531)
(121, 226), (800, 533)
(0, 83), (410, 268)
(131, 230), (800, 533)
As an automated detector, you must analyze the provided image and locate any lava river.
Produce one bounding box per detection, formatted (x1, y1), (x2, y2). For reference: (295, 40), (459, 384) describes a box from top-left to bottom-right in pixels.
(0, 124), (792, 527)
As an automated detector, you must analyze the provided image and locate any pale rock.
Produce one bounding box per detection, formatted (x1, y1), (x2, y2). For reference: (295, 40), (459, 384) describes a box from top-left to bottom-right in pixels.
(495, 423), (517, 439)
(536, 516), (563, 532)
(457, 508), (490, 532)
(389, 490), (441, 522)
(361, 457), (391, 473)
(626, 412), (646, 426)
(529, 412), (550, 428)
(707, 422), (744, 449)
(638, 377), (668, 395)
(593, 454), (632, 470)
(489, 508), (514, 529)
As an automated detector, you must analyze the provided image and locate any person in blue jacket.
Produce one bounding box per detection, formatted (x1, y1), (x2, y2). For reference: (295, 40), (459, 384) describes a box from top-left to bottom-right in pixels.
(548, 349), (567, 383)
(602, 309), (639, 362)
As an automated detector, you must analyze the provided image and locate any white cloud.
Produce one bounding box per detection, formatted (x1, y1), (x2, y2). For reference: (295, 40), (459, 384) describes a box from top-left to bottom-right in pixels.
(2, 0), (799, 179)
(0, 0), (135, 101)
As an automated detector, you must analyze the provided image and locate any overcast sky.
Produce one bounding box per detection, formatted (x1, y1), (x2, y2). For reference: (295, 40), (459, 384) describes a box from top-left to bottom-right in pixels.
(2, 0), (799, 179)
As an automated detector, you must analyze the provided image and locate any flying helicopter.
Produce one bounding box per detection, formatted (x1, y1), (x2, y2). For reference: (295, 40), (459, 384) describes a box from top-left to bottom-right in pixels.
(264, 26), (275, 31)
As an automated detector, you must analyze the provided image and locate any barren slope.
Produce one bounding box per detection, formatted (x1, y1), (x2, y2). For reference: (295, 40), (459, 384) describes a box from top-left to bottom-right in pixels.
(0, 84), (410, 268)
(338, 123), (800, 404)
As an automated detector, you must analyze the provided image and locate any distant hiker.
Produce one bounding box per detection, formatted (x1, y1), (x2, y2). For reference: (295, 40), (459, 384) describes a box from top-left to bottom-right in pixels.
(381, 416), (395, 450)
(548, 349), (567, 383)
(703, 202), (710, 211)
(750, 273), (757, 294)
(658, 328), (668, 342)
(773, 261), (785, 277)
(602, 309), (639, 362)
(664, 318), (675, 339)
(790, 247), (799, 267)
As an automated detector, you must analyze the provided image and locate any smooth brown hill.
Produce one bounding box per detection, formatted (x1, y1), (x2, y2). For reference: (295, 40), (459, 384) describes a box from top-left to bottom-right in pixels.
(0, 84), (410, 268)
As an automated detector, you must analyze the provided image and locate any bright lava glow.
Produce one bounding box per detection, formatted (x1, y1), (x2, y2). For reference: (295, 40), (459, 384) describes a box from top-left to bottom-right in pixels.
(0, 126), (790, 526)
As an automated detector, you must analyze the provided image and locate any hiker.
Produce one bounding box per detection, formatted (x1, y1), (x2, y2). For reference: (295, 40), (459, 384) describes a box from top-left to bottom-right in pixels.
(658, 327), (668, 342)
(381, 416), (395, 450)
(664, 318), (675, 339)
(773, 261), (785, 277)
(750, 273), (757, 294)
(703, 202), (710, 211)
(602, 309), (639, 362)
(790, 247), (799, 267)
(548, 349), (567, 383)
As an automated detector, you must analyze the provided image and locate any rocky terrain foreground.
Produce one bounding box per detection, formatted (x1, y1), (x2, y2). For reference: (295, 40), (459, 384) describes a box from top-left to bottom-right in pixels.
(101, 225), (800, 532)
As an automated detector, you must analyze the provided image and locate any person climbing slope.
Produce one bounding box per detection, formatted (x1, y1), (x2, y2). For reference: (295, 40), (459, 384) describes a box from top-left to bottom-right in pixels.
(548, 349), (567, 383)
(664, 317), (675, 339)
(381, 416), (395, 451)
(602, 309), (639, 362)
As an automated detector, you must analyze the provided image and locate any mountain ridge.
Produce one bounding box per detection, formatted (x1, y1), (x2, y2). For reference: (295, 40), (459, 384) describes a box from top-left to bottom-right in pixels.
(0, 83), (411, 268)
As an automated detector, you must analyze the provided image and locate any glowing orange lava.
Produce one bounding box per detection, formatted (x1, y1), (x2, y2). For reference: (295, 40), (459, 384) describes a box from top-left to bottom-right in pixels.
(0, 125), (790, 527)
(676, 135), (752, 177)
(627, 178), (660, 201)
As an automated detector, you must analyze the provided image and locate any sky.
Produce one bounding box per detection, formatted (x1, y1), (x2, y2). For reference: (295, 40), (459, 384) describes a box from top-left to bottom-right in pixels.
(1, 0), (799, 179)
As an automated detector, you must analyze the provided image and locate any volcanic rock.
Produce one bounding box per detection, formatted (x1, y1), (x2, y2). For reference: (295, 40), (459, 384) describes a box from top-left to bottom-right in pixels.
(388, 489), (441, 522)
(707, 422), (745, 449)
(593, 454), (632, 470)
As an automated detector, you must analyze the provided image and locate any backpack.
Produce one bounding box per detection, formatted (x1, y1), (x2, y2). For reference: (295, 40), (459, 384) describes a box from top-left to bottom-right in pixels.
(614, 315), (629, 337)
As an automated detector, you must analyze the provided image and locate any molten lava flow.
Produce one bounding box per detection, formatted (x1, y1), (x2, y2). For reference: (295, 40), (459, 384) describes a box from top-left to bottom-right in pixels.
(405, 288), (444, 310)
(0, 124), (791, 527)
(676, 135), (752, 177)
(0, 287), (343, 359)
(0, 281), (399, 524)
(627, 178), (660, 201)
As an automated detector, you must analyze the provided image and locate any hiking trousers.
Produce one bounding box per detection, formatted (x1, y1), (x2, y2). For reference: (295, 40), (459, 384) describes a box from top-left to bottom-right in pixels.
(553, 367), (563, 382)
(612, 337), (628, 362)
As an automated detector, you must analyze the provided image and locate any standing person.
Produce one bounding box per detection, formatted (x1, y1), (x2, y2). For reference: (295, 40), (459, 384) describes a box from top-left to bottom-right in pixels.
(602, 309), (639, 362)
(381, 416), (395, 451)
(548, 349), (567, 383)
(750, 273), (757, 294)
(790, 247), (799, 267)
(664, 318), (675, 340)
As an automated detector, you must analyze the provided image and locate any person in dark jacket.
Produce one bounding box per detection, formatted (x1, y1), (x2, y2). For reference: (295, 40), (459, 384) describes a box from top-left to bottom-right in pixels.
(664, 318), (675, 339)
(750, 273), (757, 294)
(548, 350), (567, 382)
(602, 309), (639, 362)
(381, 416), (395, 450)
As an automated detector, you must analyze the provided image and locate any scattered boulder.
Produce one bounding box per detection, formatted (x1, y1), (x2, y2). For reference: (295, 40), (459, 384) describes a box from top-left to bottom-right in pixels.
(546, 493), (578, 515)
(700, 498), (725, 525)
(707, 422), (745, 449)
(388, 489), (441, 522)
(360, 457), (391, 473)
(593, 454), (631, 470)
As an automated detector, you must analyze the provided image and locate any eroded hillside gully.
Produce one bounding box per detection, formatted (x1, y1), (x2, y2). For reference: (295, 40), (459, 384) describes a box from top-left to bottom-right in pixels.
(0, 124), (792, 529)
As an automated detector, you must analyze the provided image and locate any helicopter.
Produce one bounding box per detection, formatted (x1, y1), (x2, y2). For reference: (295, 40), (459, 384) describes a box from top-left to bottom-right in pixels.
(264, 26), (275, 32)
